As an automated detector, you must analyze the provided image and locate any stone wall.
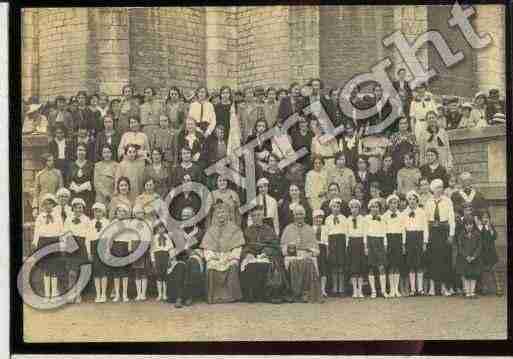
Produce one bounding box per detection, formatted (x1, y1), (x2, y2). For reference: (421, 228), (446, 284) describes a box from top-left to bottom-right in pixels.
(237, 6), (291, 90)
(129, 7), (206, 95)
(320, 6), (396, 88)
(22, 5), (506, 100)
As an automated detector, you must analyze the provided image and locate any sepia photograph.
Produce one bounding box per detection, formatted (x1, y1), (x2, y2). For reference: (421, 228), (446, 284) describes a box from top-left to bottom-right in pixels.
(16, 3), (508, 346)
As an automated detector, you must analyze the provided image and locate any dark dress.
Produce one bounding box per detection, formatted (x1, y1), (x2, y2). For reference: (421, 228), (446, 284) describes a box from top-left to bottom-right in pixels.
(214, 103), (231, 141)
(240, 224), (289, 302)
(290, 127), (313, 169)
(48, 138), (74, 179)
(479, 225), (498, 269)
(426, 222), (452, 283)
(388, 132), (417, 172)
(168, 192), (202, 222)
(169, 162), (204, 188)
(455, 230), (482, 280)
(68, 160), (95, 210)
(260, 168), (288, 201)
(167, 225), (206, 302)
(95, 131), (121, 162)
(451, 189), (487, 218)
(420, 164), (449, 188)
(320, 198), (350, 218)
(378, 167), (397, 197)
(339, 135), (361, 171)
(445, 111), (462, 130)
(90, 219), (109, 277)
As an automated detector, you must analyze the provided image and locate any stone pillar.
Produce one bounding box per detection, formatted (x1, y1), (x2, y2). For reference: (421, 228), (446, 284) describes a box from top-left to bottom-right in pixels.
(237, 6), (290, 90)
(37, 8), (94, 101)
(22, 9), (39, 101)
(205, 7), (238, 90)
(474, 5), (505, 94)
(320, 6), (395, 89)
(391, 6), (428, 82)
(93, 8), (130, 97)
(289, 6), (320, 86)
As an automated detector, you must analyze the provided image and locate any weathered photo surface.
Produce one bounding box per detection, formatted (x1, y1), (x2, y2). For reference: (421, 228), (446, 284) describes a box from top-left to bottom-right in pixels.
(19, 5), (507, 342)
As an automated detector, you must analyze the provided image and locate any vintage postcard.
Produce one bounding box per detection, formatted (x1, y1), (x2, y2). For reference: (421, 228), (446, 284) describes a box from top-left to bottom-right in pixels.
(12, 2), (509, 353)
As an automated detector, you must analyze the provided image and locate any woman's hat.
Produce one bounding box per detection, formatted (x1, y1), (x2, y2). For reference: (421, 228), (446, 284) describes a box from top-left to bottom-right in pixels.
(329, 197), (342, 208)
(71, 198), (86, 207)
(386, 194), (400, 205)
(460, 102), (473, 110)
(56, 188), (71, 197)
(430, 178), (444, 192)
(406, 190), (419, 201)
(92, 202), (106, 212)
(368, 198), (381, 209)
(474, 91), (487, 102)
(256, 177), (269, 187)
(348, 199), (361, 208)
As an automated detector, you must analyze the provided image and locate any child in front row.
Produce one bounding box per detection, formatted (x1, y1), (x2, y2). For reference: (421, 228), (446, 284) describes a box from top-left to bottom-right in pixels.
(383, 194), (405, 298)
(477, 210), (500, 296)
(33, 194), (64, 302)
(403, 191), (429, 296)
(365, 198), (388, 298)
(312, 209), (329, 297)
(347, 199), (366, 298)
(325, 199), (347, 297)
(87, 202), (110, 303)
(455, 218), (482, 298)
(131, 204), (152, 301)
(151, 220), (174, 301)
(63, 197), (93, 304)
(110, 203), (132, 302)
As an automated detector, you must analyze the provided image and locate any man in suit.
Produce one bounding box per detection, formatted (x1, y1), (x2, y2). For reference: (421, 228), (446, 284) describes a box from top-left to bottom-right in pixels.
(392, 68), (413, 118)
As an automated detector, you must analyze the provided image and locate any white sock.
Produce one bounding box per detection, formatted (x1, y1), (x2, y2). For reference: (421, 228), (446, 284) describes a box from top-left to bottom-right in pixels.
(51, 276), (59, 298)
(409, 272), (416, 293)
(358, 277), (364, 296)
(369, 274), (376, 295)
(122, 278), (129, 299)
(379, 274), (387, 296)
(43, 275), (51, 298)
(157, 281), (162, 299)
(417, 272), (424, 293)
(351, 277), (357, 296)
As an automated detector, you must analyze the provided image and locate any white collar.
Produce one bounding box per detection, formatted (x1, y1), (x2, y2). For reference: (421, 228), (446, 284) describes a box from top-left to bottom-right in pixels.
(459, 188), (476, 203)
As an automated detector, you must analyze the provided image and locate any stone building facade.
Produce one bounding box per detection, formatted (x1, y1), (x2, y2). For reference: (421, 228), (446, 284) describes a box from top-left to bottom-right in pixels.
(22, 5), (505, 100)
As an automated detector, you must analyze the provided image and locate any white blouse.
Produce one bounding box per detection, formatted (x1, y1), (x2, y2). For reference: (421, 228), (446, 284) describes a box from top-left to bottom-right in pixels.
(424, 195), (456, 236)
(364, 214), (387, 246)
(382, 210), (406, 245)
(33, 212), (64, 247)
(345, 215), (366, 242)
(325, 214), (347, 235)
(188, 101), (216, 137)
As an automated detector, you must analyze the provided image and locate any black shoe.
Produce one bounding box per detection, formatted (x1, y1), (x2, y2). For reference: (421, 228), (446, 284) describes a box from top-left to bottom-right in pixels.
(175, 298), (183, 308)
(271, 297), (283, 304)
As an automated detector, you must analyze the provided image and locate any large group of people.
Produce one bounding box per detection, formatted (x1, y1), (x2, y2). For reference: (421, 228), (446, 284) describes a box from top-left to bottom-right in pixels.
(26, 72), (505, 308)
